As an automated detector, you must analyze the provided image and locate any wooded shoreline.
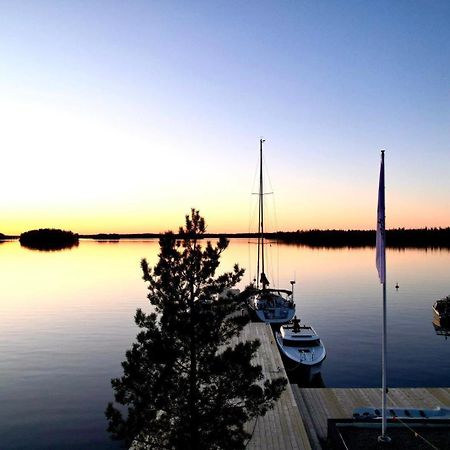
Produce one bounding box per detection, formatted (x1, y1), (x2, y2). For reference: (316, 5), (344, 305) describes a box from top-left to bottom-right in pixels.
(82, 227), (450, 248)
(2, 227), (449, 249)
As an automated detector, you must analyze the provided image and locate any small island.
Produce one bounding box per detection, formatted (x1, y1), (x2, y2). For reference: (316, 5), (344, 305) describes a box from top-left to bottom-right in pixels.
(19, 228), (79, 251)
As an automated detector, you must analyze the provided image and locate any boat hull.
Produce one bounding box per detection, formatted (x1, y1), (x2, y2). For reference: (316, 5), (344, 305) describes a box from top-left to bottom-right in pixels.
(246, 289), (296, 324)
(433, 305), (450, 320)
(247, 304), (296, 324)
(275, 331), (326, 381)
(281, 355), (324, 381)
(433, 297), (450, 323)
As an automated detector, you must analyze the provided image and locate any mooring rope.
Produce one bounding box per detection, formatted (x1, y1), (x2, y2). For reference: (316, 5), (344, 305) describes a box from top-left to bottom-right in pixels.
(383, 395), (441, 450)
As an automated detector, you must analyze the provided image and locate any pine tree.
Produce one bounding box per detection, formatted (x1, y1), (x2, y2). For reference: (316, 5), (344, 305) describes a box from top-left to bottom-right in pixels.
(106, 210), (286, 449)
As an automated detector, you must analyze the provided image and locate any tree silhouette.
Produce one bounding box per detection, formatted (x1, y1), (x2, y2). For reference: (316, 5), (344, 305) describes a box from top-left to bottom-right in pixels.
(106, 209), (286, 450)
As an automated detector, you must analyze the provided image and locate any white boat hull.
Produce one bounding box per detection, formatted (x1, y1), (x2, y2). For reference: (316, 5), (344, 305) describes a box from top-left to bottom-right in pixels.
(275, 331), (326, 381)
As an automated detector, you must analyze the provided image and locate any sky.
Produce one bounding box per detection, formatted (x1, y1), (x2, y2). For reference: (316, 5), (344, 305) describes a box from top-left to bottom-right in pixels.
(1, 1), (449, 234)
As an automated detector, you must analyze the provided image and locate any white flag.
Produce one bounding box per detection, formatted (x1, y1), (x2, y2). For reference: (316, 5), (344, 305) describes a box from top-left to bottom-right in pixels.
(376, 151), (386, 284)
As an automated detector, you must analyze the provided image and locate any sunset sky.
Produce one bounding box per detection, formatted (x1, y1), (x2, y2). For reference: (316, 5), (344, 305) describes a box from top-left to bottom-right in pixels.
(1, 1), (449, 235)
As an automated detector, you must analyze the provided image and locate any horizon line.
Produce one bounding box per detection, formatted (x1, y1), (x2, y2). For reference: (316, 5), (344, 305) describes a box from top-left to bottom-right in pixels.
(2, 226), (450, 239)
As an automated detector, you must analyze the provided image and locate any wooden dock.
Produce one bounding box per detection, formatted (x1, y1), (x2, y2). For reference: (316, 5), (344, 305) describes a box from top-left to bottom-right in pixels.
(233, 322), (450, 449)
(236, 323), (311, 450)
(135, 319), (450, 449)
(292, 386), (450, 449)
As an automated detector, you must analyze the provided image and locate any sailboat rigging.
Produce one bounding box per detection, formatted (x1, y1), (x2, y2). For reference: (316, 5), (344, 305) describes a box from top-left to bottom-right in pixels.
(246, 139), (296, 324)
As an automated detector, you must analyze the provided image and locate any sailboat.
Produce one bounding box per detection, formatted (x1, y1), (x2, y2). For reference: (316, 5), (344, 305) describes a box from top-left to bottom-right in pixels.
(246, 139), (296, 324)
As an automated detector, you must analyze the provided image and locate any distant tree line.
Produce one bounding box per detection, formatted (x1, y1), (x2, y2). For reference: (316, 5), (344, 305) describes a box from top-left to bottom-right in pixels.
(19, 227), (450, 249)
(93, 228), (449, 249)
(19, 228), (79, 250)
(82, 233), (159, 240)
(274, 227), (450, 249)
(0, 232), (16, 240)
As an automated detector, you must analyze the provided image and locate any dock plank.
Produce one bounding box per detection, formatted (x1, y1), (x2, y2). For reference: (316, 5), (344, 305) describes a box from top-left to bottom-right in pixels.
(295, 387), (450, 445)
(235, 323), (311, 450)
(427, 387), (450, 406)
(292, 386), (322, 450)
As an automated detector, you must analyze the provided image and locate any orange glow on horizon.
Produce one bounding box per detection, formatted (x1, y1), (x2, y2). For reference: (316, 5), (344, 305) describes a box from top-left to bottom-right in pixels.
(2, 204), (450, 236)
(2, 174), (449, 235)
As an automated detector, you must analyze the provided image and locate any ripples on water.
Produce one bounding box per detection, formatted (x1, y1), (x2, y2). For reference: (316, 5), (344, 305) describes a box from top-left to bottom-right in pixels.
(1, 239), (449, 449)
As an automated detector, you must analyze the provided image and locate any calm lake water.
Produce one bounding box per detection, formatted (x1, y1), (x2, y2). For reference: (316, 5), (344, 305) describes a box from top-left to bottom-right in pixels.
(1, 239), (449, 449)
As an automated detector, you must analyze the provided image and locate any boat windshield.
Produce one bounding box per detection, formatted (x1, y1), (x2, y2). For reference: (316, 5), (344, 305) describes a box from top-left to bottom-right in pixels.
(283, 338), (320, 347)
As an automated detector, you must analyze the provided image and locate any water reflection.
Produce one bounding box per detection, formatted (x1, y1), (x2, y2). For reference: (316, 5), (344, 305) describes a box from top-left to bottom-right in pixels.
(20, 241), (80, 251)
(0, 239), (450, 449)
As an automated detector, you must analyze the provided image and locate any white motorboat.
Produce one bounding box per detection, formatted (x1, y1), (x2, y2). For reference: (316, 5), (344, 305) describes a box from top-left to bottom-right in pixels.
(246, 139), (296, 325)
(275, 316), (326, 380)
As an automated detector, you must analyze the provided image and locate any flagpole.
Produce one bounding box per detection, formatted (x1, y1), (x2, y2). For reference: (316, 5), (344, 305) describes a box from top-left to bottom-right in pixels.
(377, 150), (391, 444)
(380, 268), (390, 442)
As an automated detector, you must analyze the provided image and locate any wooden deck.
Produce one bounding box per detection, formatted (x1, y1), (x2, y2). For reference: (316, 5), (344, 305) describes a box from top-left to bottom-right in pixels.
(292, 386), (450, 450)
(235, 323), (311, 450)
(133, 316), (450, 449)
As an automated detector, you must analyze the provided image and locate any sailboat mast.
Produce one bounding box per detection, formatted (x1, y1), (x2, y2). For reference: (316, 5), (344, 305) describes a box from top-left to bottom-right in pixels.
(259, 138), (266, 289)
(256, 142), (261, 289)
